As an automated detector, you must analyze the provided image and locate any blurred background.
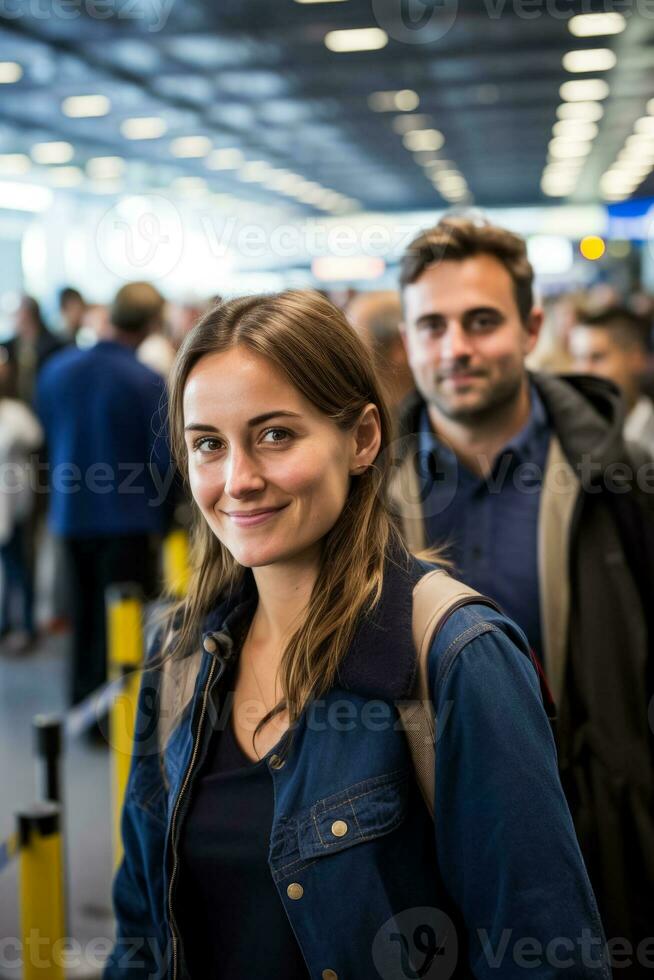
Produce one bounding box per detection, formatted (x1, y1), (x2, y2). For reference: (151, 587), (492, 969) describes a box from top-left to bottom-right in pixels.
(0, 0), (652, 326)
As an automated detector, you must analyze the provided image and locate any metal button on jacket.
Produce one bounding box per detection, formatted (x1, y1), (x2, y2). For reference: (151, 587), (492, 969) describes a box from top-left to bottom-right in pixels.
(269, 754), (285, 770)
(287, 882), (304, 900)
(331, 820), (348, 838)
(322, 970), (338, 980)
(202, 634), (218, 653)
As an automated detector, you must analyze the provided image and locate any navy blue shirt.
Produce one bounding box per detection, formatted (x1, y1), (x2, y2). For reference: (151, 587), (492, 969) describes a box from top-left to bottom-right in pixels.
(36, 341), (172, 537)
(418, 387), (550, 660)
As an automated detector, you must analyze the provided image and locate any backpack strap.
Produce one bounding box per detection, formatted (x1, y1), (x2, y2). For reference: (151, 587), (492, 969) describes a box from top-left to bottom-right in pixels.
(398, 570), (499, 819)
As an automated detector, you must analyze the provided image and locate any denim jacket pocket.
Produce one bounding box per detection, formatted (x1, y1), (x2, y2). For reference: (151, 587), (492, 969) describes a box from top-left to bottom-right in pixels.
(298, 768), (409, 861)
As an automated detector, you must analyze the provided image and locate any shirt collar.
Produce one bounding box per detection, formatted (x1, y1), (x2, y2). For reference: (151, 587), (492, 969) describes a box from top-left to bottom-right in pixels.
(418, 382), (550, 479)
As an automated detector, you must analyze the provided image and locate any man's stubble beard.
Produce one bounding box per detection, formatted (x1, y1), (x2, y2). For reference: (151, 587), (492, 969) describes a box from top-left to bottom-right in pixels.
(426, 370), (524, 425)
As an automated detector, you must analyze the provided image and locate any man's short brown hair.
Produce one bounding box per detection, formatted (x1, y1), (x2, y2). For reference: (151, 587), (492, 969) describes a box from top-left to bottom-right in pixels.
(576, 306), (650, 352)
(400, 216), (535, 323)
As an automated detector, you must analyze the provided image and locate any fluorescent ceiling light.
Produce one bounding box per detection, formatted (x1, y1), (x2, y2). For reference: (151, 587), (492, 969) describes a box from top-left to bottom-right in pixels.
(62, 94), (110, 118)
(559, 79), (610, 101)
(238, 160), (273, 182)
(396, 90), (419, 111)
(435, 176), (467, 190)
(625, 133), (654, 147)
(31, 141), (74, 164)
(541, 183), (571, 198)
(86, 156), (125, 179)
(601, 171), (638, 188)
(206, 148), (243, 170)
(369, 89), (419, 112)
(170, 135), (212, 158)
(403, 129), (444, 152)
(264, 170), (299, 191)
(171, 176), (207, 196)
(549, 139), (592, 159)
(541, 170), (578, 183)
(0, 62), (23, 84)
(614, 158), (652, 173)
(393, 114), (431, 135)
(0, 180), (52, 211)
(543, 160), (584, 172)
(369, 91), (397, 112)
(541, 172), (578, 186)
(556, 101), (604, 121)
(423, 158), (454, 171)
(552, 120), (598, 140)
(324, 27), (388, 52)
(0, 154), (30, 175)
(318, 190), (343, 207)
(50, 166), (84, 187)
(296, 185), (327, 204)
(562, 48), (616, 73)
(568, 13), (626, 37)
(121, 116), (168, 139)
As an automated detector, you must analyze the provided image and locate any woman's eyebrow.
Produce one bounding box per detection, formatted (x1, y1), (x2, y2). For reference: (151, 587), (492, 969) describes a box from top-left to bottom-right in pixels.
(184, 410), (302, 433)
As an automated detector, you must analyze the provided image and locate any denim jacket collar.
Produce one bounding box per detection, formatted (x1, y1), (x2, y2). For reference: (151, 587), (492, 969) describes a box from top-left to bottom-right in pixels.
(200, 548), (426, 704)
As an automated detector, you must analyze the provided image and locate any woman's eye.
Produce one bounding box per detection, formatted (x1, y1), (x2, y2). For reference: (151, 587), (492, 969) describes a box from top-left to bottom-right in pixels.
(194, 436), (222, 453)
(261, 427), (291, 445)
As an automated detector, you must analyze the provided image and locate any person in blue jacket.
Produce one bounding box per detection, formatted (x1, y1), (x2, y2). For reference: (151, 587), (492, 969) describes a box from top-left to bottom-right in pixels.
(106, 290), (611, 980)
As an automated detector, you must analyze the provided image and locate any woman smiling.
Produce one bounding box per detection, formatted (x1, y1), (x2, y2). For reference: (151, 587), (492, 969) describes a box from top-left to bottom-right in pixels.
(105, 291), (609, 980)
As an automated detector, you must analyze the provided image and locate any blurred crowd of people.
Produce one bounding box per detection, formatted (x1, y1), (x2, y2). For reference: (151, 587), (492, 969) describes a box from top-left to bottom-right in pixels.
(0, 285), (209, 675)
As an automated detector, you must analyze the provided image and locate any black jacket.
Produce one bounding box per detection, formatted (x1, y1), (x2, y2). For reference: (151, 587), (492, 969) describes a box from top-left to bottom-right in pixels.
(393, 372), (654, 969)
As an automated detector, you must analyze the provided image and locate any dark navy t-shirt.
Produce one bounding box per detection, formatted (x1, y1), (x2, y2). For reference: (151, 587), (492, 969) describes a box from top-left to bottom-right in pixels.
(176, 664), (309, 979)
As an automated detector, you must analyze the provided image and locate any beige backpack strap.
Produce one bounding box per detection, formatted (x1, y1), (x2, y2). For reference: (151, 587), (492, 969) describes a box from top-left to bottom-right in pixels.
(398, 570), (486, 819)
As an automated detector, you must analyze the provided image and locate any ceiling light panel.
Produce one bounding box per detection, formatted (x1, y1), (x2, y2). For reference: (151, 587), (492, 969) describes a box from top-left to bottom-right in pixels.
(324, 28), (388, 52)
(62, 94), (111, 118)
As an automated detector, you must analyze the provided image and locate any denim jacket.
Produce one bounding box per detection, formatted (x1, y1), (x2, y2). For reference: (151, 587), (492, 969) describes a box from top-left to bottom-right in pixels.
(105, 553), (610, 980)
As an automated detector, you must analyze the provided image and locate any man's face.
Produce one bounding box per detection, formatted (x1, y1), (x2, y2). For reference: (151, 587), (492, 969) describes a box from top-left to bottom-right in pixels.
(401, 254), (541, 423)
(569, 326), (645, 402)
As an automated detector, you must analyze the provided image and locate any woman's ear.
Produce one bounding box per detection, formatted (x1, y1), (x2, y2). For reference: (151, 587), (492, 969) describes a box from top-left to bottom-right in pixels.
(349, 403), (382, 475)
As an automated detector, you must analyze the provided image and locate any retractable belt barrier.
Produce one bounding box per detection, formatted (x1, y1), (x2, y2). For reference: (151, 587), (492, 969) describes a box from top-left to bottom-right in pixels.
(0, 529), (191, 978)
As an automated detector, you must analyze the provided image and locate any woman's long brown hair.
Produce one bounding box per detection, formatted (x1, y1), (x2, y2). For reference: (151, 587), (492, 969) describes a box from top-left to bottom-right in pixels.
(164, 289), (409, 742)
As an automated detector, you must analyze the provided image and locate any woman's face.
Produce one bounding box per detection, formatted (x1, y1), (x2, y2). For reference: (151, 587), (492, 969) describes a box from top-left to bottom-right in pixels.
(183, 346), (380, 568)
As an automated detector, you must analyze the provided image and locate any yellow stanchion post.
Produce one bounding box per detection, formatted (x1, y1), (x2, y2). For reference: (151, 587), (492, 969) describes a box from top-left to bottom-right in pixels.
(106, 583), (143, 868)
(163, 528), (190, 599)
(17, 802), (66, 980)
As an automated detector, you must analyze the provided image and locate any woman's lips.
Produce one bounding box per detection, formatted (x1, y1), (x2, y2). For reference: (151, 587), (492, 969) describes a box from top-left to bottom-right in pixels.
(226, 506), (288, 528)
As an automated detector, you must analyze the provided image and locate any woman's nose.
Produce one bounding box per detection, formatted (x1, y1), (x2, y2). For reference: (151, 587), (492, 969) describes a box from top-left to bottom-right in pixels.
(224, 448), (266, 498)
